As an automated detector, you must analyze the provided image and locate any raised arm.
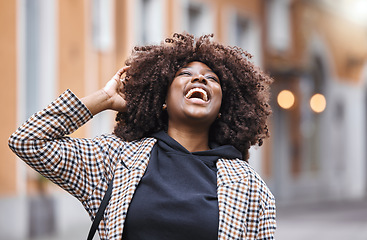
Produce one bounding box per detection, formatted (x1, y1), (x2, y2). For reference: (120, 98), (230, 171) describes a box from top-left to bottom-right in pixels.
(8, 67), (130, 202)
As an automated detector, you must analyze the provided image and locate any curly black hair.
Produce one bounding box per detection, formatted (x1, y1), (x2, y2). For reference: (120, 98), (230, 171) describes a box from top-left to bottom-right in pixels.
(114, 33), (272, 160)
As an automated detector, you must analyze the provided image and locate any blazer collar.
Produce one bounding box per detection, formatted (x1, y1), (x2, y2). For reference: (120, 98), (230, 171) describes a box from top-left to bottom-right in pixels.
(217, 158), (249, 186)
(217, 158), (250, 239)
(121, 137), (157, 169)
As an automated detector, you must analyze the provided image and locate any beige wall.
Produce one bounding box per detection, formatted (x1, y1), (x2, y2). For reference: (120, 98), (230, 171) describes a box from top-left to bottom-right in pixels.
(58, 0), (86, 97)
(0, 0), (17, 195)
(58, 0), (88, 138)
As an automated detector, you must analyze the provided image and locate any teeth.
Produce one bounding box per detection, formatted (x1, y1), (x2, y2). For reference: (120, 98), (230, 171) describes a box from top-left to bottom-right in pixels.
(185, 88), (208, 101)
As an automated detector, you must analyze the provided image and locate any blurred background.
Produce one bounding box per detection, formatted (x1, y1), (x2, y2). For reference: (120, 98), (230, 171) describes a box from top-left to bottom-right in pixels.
(1, 0), (367, 239)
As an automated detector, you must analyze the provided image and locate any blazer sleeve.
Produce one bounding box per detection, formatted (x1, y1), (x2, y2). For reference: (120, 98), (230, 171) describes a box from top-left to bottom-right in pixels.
(8, 89), (121, 202)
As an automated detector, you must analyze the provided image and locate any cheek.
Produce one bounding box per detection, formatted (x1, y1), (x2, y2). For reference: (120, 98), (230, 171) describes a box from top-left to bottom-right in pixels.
(165, 92), (175, 109)
(214, 88), (223, 107)
(165, 88), (183, 114)
(166, 84), (179, 102)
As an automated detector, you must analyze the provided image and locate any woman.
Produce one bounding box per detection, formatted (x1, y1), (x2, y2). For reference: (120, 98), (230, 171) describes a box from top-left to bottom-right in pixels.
(9, 33), (275, 239)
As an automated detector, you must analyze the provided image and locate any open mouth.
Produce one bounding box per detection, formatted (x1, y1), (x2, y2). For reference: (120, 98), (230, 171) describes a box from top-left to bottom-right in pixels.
(185, 87), (209, 102)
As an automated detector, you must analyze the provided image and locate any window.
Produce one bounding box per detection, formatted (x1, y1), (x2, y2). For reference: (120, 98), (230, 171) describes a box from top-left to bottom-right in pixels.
(25, 0), (41, 118)
(228, 10), (263, 66)
(182, 0), (213, 36)
(266, 0), (292, 52)
(24, 0), (56, 119)
(235, 17), (251, 48)
(188, 3), (202, 35)
(135, 0), (164, 45)
(92, 0), (113, 51)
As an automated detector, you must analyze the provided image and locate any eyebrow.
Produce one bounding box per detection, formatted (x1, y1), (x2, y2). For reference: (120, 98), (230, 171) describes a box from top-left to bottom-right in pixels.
(183, 67), (217, 74)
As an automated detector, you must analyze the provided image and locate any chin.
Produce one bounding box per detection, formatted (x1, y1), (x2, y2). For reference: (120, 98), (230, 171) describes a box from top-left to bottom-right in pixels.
(184, 112), (216, 124)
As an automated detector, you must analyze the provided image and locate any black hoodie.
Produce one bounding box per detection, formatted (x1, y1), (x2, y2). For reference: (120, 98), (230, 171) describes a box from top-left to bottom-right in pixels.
(122, 131), (242, 240)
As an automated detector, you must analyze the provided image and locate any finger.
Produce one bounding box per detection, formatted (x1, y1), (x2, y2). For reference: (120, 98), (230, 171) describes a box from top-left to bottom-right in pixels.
(113, 66), (131, 80)
(118, 81), (126, 92)
(117, 66), (131, 75)
(121, 78), (130, 88)
(121, 65), (131, 71)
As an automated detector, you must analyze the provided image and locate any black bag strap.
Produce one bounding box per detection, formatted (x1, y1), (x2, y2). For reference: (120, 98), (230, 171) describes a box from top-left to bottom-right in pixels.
(87, 177), (114, 240)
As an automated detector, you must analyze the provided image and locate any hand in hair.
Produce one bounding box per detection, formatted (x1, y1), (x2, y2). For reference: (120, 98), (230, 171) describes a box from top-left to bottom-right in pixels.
(81, 66), (130, 115)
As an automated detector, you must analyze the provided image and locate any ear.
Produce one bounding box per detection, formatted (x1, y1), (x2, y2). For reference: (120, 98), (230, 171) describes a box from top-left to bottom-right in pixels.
(162, 103), (167, 110)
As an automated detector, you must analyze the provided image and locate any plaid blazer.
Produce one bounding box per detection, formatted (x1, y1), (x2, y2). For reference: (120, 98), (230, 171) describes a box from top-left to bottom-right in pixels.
(8, 90), (276, 240)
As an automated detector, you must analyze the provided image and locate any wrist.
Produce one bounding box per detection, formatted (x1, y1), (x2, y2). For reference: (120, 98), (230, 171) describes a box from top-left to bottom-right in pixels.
(81, 90), (112, 116)
(100, 89), (114, 108)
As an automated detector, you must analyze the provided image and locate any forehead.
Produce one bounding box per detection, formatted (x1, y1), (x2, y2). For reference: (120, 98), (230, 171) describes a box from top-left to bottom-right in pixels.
(181, 61), (213, 71)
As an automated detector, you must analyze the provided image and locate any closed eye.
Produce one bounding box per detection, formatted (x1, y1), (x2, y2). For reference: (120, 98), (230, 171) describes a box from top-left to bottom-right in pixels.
(206, 75), (219, 83)
(178, 71), (192, 76)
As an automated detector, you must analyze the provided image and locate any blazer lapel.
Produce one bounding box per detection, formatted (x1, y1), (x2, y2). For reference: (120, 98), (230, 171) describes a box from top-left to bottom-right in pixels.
(217, 158), (249, 240)
(106, 138), (156, 240)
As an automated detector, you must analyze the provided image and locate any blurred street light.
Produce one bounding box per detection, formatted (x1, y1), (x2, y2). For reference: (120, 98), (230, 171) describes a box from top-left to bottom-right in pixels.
(277, 90), (295, 109)
(310, 93), (326, 113)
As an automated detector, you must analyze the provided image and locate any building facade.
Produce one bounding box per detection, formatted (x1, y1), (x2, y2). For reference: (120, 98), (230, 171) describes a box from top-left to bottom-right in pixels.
(1, 0), (268, 239)
(265, 0), (367, 203)
(1, 0), (367, 239)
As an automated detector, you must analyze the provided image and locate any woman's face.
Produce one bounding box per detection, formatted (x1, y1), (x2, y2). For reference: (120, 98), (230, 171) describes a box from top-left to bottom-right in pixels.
(166, 61), (222, 129)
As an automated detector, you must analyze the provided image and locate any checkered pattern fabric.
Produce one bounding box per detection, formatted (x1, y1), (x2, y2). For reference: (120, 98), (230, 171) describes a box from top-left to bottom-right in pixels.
(8, 89), (276, 240)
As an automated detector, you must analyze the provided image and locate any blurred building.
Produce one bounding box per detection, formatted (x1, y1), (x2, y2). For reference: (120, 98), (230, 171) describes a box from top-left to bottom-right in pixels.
(266, 0), (367, 203)
(1, 0), (367, 239)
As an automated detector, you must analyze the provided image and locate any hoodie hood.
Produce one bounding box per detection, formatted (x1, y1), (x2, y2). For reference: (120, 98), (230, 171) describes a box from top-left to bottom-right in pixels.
(152, 131), (242, 168)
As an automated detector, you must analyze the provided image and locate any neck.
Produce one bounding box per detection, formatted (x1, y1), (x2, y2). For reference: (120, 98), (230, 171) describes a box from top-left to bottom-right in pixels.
(167, 124), (210, 152)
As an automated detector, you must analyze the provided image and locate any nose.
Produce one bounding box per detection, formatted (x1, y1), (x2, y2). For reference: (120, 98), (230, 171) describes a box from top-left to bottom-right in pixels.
(191, 74), (207, 84)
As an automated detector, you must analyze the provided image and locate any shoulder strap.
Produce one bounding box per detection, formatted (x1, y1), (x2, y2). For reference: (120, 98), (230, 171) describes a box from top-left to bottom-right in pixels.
(87, 177), (114, 240)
